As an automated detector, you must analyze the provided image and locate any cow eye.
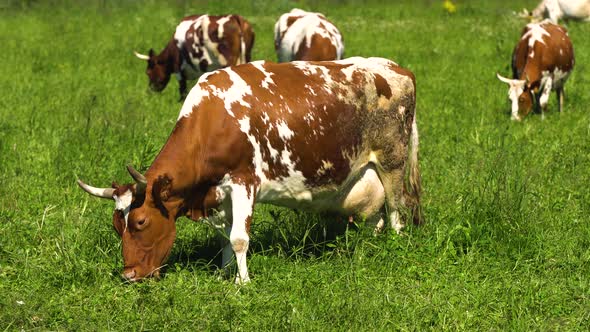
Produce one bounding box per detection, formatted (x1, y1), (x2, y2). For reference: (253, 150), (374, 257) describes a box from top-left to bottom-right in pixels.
(135, 219), (149, 230)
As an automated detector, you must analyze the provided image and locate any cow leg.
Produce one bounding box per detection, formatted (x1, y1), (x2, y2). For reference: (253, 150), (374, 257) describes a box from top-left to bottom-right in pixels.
(377, 170), (405, 234)
(557, 88), (564, 113)
(177, 75), (187, 101)
(539, 77), (553, 118)
(220, 226), (233, 273)
(229, 182), (255, 284)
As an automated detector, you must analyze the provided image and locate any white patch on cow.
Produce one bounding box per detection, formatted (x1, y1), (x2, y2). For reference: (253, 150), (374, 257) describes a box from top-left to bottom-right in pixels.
(553, 67), (571, 90)
(266, 140), (280, 160)
(250, 61), (276, 90)
(304, 84), (317, 96)
(174, 18), (199, 49)
(216, 16), (231, 40)
(113, 190), (133, 229)
(177, 75), (213, 119)
(539, 73), (553, 108)
(238, 117), (269, 180)
(275, 9), (344, 62)
(197, 16), (218, 66)
(559, 49), (563, 56)
(224, 181), (254, 284)
(261, 111), (270, 125)
(276, 120), (294, 141)
(221, 68), (252, 116)
(522, 22), (550, 48)
(530, 50), (535, 58)
(256, 146), (313, 204)
(398, 105), (406, 115)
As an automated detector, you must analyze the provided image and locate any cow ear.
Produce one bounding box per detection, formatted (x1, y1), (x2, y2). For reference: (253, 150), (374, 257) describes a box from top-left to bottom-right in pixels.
(152, 175), (172, 203)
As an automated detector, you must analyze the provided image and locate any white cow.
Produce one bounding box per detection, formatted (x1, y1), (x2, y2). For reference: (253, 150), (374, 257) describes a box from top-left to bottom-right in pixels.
(274, 9), (344, 62)
(528, 0), (590, 22)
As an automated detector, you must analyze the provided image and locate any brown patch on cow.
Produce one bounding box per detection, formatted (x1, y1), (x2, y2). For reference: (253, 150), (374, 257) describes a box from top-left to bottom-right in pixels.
(295, 33), (338, 61)
(232, 238), (248, 253)
(286, 16), (302, 28)
(374, 74), (392, 99)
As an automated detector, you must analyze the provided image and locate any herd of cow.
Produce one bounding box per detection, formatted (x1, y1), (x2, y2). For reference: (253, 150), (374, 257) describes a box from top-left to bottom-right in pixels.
(76, 3), (587, 283)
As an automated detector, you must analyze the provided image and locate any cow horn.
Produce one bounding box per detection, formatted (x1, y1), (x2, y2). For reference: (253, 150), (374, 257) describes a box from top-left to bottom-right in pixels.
(496, 73), (514, 84)
(133, 51), (150, 61)
(127, 165), (147, 193)
(77, 179), (115, 199)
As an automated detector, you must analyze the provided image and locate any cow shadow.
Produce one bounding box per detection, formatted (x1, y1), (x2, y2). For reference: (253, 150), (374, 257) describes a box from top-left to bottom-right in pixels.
(164, 206), (357, 277)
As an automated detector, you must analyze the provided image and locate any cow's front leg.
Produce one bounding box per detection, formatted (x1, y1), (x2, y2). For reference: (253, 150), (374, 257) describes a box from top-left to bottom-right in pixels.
(229, 182), (256, 284)
(539, 77), (553, 118)
(177, 74), (187, 101)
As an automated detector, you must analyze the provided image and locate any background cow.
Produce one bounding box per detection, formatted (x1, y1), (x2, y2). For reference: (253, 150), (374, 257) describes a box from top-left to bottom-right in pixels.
(134, 14), (255, 99)
(524, 0), (590, 23)
(274, 9), (344, 62)
(497, 20), (574, 121)
(78, 57), (421, 283)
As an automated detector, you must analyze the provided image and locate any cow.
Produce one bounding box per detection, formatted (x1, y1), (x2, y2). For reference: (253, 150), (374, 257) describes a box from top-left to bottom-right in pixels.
(496, 20), (574, 121)
(524, 0), (590, 23)
(274, 9), (344, 62)
(134, 14), (255, 100)
(77, 57), (421, 283)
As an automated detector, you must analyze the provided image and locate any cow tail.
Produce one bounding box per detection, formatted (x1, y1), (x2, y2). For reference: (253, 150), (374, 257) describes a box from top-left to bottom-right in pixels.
(407, 112), (423, 225)
(234, 15), (254, 63)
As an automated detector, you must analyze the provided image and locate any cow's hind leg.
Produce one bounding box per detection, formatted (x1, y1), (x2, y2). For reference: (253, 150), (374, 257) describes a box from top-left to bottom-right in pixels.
(376, 169), (406, 234)
(557, 87), (564, 113)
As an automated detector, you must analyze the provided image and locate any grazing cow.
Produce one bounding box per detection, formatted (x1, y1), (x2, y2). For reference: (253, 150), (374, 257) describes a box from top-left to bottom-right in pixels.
(78, 57), (421, 283)
(134, 14), (255, 99)
(274, 9), (344, 62)
(526, 0), (590, 23)
(497, 20), (574, 121)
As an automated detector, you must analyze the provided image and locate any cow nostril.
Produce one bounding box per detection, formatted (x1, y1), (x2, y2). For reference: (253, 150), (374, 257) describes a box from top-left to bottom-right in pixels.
(123, 269), (136, 281)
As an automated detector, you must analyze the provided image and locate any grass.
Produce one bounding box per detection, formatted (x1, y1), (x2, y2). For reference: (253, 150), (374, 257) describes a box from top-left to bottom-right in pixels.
(1, 0), (590, 330)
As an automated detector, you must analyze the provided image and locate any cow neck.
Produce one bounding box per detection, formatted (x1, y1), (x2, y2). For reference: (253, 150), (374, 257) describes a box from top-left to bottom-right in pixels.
(521, 63), (542, 89)
(144, 119), (197, 219)
(160, 40), (180, 72)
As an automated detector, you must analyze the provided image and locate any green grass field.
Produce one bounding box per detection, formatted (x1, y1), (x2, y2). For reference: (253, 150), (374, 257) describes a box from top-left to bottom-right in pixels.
(2, 0), (590, 330)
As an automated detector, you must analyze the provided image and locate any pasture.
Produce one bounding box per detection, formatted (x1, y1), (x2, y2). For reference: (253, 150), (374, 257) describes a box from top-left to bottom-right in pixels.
(1, 0), (590, 330)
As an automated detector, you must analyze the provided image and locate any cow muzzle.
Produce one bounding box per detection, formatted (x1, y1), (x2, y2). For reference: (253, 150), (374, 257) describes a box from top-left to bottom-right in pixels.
(122, 266), (161, 282)
(149, 82), (166, 92)
(122, 267), (137, 281)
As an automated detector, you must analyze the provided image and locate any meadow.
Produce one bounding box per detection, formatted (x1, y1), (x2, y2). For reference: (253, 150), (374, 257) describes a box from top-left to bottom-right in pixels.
(1, 0), (590, 330)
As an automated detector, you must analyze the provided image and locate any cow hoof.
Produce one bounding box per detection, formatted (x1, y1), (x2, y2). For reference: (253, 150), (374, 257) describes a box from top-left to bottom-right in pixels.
(234, 275), (250, 285)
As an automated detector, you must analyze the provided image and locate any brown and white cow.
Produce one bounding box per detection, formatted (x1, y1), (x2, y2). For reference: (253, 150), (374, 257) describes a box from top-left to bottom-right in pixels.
(497, 20), (574, 121)
(274, 9), (344, 62)
(78, 57), (421, 283)
(525, 0), (590, 23)
(134, 14), (255, 99)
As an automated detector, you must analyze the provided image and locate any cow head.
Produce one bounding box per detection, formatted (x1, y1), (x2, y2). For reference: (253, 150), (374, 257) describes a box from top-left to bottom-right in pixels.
(77, 166), (176, 281)
(496, 73), (534, 121)
(134, 50), (173, 92)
